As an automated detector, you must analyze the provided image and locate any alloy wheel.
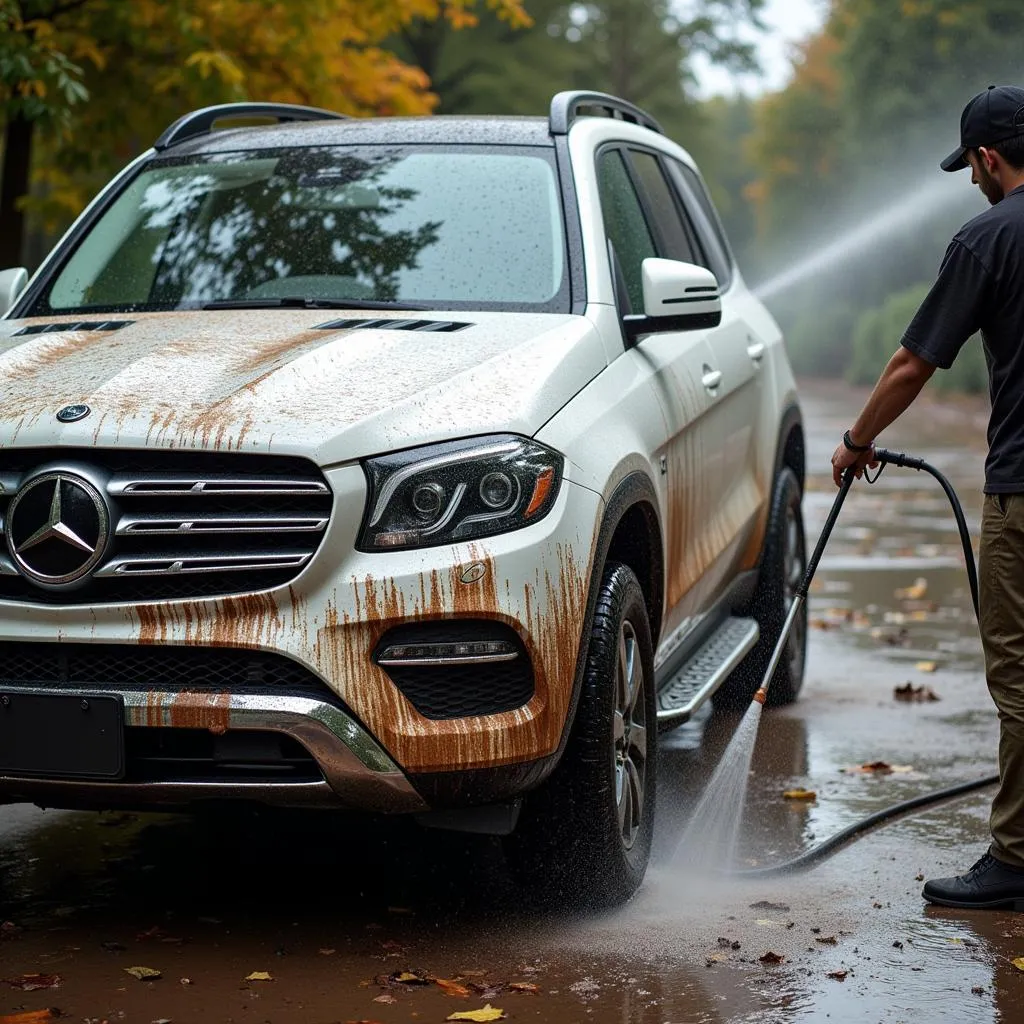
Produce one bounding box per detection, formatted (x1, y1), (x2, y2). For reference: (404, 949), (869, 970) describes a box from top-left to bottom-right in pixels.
(612, 620), (647, 850)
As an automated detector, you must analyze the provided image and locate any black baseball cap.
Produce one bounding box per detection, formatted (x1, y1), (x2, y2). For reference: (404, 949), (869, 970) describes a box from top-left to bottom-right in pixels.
(942, 84), (1024, 172)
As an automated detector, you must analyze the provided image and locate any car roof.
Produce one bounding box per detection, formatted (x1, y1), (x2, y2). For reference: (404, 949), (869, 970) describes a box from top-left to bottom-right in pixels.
(163, 115), (555, 157)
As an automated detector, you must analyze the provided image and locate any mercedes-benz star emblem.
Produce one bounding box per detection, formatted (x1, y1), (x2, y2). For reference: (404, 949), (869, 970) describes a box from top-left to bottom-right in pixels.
(6, 473), (109, 588)
(57, 404), (90, 423)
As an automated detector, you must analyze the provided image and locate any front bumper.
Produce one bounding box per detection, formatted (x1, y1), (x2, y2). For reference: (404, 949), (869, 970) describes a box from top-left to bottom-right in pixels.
(0, 687), (425, 811)
(0, 468), (602, 807)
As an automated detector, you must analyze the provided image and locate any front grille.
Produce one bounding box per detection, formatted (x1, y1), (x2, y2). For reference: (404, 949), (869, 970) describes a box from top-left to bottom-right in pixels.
(0, 641), (336, 698)
(0, 449), (332, 604)
(375, 621), (534, 720)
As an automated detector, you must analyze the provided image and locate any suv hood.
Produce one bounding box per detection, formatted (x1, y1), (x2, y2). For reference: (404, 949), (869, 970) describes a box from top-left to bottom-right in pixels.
(0, 310), (604, 464)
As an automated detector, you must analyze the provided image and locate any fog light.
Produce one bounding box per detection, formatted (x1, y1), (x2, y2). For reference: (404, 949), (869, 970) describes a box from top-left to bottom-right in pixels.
(377, 640), (519, 666)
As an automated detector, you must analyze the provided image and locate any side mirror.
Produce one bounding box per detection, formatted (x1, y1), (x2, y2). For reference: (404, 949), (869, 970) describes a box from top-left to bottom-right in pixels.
(623, 258), (722, 342)
(0, 268), (28, 318)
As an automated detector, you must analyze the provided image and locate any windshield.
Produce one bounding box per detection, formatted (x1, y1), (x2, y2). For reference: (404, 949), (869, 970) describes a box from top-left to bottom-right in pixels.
(34, 146), (569, 315)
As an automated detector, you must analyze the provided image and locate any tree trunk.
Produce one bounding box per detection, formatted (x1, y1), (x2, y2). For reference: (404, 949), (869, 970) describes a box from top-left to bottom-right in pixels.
(0, 114), (34, 269)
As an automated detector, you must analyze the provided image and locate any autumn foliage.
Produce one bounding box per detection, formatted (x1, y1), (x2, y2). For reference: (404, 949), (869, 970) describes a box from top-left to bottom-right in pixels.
(0, 0), (530, 264)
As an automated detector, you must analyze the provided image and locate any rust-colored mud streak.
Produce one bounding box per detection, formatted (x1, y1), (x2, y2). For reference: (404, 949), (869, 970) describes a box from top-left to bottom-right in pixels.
(314, 543), (592, 773)
(170, 691), (231, 735)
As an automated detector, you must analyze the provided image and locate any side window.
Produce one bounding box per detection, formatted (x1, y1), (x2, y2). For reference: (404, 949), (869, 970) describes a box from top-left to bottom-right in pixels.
(666, 160), (734, 289)
(596, 150), (657, 314)
(627, 150), (699, 266)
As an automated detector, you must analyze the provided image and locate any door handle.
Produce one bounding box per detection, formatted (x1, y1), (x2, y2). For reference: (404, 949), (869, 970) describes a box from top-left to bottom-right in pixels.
(747, 341), (766, 364)
(702, 368), (723, 392)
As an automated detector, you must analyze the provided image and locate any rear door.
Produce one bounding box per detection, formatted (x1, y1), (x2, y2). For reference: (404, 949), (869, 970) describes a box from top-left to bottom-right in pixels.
(663, 158), (767, 572)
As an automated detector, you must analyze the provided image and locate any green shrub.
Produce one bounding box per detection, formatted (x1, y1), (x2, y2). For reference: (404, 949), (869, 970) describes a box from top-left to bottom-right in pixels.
(782, 301), (859, 377)
(846, 282), (988, 394)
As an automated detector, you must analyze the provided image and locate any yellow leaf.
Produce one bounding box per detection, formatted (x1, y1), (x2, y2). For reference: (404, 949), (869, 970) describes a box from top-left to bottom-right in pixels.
(1012, 957), (1024, 972)
(245, 971), (273, 981)
(782, 789), (817, 801)
(916, 661), (938, 673)
(447, 1006), (506, 1022)
(124, 966), (161, 980)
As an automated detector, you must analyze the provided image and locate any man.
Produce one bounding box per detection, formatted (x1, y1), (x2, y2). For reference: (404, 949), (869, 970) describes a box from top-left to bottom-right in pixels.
(832, 84), (1024, 911)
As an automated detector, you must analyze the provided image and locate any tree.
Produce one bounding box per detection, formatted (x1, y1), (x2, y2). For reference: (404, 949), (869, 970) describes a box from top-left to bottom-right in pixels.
(397, 0), (766, 137)
(0, 0), (88, 266)
(0, 0), (530, 268)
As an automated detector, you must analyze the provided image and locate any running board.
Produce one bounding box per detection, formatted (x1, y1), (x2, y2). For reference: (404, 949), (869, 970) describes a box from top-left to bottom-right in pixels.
(656, 616), (759, 724)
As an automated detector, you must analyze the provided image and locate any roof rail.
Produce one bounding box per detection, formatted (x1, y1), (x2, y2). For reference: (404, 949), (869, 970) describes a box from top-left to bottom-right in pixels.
(549, 90), (663, 136)
(154, 102), (348, 151)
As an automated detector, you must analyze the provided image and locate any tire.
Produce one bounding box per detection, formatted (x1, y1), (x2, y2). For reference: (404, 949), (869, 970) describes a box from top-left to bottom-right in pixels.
(716, 467), (807, 709)
(503, 562), (657, 908)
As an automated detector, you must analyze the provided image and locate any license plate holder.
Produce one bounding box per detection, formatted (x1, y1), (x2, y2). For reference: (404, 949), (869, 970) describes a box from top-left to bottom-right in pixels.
(0, 691), (125, 780)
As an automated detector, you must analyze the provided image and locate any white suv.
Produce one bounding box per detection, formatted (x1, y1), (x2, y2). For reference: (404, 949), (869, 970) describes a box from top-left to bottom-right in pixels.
(0, 92), (805, 905)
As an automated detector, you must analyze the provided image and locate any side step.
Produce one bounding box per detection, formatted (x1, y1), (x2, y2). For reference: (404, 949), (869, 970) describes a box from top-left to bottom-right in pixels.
(655, 616), (759, 724)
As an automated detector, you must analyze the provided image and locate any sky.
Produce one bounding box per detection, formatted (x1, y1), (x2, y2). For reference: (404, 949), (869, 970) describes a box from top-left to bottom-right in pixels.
(689, 0), (827, 98)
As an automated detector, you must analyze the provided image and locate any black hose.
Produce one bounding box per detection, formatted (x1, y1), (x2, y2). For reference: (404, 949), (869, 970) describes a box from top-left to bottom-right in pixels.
(733, 448), (993, 878)
(735, 774), (998, 878)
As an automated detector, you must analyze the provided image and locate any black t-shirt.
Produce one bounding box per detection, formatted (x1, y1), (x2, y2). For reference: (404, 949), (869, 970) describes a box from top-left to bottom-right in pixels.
(901, 184), (1024, 493)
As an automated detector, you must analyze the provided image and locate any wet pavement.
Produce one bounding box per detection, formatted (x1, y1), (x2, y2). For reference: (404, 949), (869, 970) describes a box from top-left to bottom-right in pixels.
(1, 379), (1019, 1024)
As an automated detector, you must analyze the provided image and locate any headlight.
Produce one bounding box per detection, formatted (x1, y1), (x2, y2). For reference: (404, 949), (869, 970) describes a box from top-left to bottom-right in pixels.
(359, 435), (563, 551)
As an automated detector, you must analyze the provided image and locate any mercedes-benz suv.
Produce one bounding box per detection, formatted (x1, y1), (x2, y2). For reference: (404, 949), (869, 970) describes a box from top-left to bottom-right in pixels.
(0, 92), (805, 905)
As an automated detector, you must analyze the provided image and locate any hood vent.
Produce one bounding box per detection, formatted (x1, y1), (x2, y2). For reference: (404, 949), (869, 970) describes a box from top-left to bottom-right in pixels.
(313, 317), (471, 333)
(13, 320), (134, 337)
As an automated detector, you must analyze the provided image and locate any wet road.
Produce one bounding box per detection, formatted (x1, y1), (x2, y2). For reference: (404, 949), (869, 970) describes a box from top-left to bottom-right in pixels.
(0, 379), (1017, 1024)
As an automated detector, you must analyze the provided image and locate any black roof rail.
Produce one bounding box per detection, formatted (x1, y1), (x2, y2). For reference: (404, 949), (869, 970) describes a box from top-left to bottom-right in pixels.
(154, 102), (348, 151)
(549, 90), (663, 136)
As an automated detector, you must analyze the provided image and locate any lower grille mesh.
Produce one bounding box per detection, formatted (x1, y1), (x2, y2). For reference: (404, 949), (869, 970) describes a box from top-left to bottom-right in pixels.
(0, 642), (336, 698)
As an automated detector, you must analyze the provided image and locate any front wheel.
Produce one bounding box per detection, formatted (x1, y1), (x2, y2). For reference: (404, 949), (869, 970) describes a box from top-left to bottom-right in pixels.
(503, 562), (656, 908)
(716, 467), (807, 709)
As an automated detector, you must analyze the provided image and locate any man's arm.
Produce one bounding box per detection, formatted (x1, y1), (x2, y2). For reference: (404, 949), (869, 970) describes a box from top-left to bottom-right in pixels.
(831, 347), (937, 486)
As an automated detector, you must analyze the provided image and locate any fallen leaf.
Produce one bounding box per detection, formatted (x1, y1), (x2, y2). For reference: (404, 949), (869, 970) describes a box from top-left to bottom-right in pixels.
(844, 761), (914, 775)
(509, 982), (540, 994)
(1012, 957), (1024, 972)
(392, 970), (430, 986)
(750, 901), (791, 912)
(782, 789), (817, 801)
(446, 1006), (505, 1022)
(972, 986), (985, 995)
(827, 970), (849, 982)
(123, 967), (161, 981)
(915, 661), (939, 674)
(816, 936), (838, 945)
(894, 683), (941, 703)
(0, 1012), (61, 1023)
(244, 972), (273, 982)
(435, 978), (472, 998)
(372, 995), (397, 1005)
(3, 975), (62, 991)
(895, 578), (928, 601)
(759, 951), (784, 965)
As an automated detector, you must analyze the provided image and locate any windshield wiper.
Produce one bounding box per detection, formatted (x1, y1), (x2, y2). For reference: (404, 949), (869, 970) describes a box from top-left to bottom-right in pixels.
(201, 297), (429, 312)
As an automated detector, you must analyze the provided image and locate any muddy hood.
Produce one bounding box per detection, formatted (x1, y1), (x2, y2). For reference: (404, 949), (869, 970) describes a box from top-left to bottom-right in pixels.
(0, 310), (604, 464)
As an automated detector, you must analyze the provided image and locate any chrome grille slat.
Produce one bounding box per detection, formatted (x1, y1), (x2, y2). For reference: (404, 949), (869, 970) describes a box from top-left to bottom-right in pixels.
(116, 514), (329, 535)
(108, 475), (329, 497)
(0, 450), (332, 604)
(95, 552), (313, 577)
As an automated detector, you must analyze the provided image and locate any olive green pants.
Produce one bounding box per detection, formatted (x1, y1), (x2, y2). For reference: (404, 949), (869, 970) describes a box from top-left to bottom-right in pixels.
(981, 493), (1024, 868)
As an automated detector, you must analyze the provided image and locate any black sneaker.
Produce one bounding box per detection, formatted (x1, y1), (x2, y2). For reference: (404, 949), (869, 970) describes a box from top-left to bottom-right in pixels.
(922, 852), (1024, 910)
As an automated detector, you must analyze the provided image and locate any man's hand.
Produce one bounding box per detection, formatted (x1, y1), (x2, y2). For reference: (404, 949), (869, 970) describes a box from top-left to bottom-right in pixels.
(832, 440), (876, 487)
